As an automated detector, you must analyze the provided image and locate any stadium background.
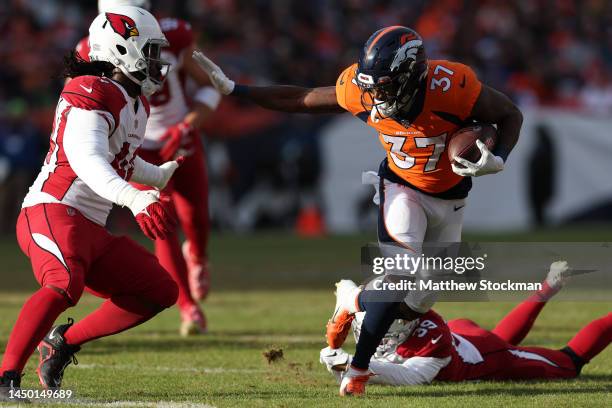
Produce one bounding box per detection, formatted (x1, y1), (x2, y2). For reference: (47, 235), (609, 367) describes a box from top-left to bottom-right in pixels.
(1, 0), (612, 236)
(0, 1), (611, 406)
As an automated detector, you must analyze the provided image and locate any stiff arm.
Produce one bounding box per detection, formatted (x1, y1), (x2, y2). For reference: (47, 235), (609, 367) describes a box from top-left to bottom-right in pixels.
(192, 50), (344, 114)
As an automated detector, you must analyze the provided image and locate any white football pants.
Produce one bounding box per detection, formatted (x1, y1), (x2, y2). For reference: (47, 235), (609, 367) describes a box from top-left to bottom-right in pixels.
(364, 171), (466, 312)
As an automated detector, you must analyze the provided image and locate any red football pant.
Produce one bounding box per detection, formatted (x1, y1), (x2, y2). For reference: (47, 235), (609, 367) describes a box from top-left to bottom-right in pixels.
(135, 141), (210, 311)
(484, 345), (577, 380)
(0, 204), (178, 374)
(449, 301), (611, 381)
(491, 312), (612, 380)
(448, 319), (577, 381)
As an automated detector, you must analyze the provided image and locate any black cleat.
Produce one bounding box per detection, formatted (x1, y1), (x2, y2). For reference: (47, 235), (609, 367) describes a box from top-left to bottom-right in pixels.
(37, 318), (80, 389)
(0, 370), (28, 402)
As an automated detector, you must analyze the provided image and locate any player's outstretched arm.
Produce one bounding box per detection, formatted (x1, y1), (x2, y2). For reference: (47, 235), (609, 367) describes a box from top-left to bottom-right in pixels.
(470, 84), (523, 162)
(193, 50), (344, 114)
(181, 44), (221, 126)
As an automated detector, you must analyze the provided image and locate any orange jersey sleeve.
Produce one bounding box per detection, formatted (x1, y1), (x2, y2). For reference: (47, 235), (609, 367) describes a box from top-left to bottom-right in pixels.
(335, 63), (367, 116)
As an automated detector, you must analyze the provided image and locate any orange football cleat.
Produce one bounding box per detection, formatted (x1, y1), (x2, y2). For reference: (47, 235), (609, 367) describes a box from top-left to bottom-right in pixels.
(339, 367), (371, 396)
(326, 280), (361, 349)
(326, 310), (355, 349)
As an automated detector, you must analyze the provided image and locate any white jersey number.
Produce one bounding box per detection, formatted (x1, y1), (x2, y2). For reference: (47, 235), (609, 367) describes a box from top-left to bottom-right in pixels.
(430, 65), (455, 92)
(414, 319), (438, 338)
(383, 133), (447, 172)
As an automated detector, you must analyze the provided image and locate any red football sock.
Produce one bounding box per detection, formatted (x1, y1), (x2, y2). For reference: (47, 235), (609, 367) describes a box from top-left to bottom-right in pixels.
(63, 295), (163, 346)
(492, 300), (546, 345)
(534, 281), (561, 301)
(491, 281), (562, 345)
(0, 287), (70, 373)
(172, 151), (210, 263)
(154, 232), (195, 311)
(567, 313), (612, 363)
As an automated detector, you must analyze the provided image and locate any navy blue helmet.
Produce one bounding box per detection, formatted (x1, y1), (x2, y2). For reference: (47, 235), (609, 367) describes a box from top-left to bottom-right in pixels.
(356, 26), (428, 119)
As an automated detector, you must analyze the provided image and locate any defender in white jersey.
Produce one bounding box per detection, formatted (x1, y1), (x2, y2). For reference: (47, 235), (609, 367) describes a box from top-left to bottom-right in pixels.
(0, 7), (182, 398)
(76, 0), (221, 336)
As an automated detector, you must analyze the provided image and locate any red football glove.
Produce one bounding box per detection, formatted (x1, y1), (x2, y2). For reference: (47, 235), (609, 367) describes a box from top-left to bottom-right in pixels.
(159, 121), (196, 161)
(133, 193), (177, 240)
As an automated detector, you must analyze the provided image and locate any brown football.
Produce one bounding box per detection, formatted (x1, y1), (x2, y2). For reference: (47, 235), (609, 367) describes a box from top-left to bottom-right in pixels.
(448, 123), (497, 166)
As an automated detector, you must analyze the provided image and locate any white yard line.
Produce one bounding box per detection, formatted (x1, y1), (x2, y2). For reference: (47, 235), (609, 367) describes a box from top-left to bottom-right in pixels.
(35, 399), (216, 407)
(76, 363), (265, 374)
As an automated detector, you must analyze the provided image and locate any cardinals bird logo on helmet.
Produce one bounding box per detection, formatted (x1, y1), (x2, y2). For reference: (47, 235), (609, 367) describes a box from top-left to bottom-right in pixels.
(106, 12), (140, 40)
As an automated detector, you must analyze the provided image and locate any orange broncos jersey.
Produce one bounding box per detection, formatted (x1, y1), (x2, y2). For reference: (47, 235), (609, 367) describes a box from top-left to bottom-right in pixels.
(336, 60), (482, 194)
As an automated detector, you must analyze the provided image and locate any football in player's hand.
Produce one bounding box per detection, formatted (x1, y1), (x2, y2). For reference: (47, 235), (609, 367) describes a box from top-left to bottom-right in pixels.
(448, 123), (497, 166)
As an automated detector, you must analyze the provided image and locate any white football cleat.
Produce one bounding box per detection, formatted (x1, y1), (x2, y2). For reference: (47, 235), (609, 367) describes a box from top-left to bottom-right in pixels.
(546, 260), (572, 290)
(179, 304), (207, 337)
(326, 280), (361, 349)
(339, 365), (371, 396)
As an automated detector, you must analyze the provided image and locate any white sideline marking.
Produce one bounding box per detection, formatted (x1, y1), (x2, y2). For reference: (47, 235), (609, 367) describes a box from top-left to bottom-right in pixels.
(36, 400), (216, 407)
(76, 363), (264, 374)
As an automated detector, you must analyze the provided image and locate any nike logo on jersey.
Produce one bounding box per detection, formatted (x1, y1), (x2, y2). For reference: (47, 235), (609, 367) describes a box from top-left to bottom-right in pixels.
(80, 84), (93, 93)
(431, 334), (443, 344)
(454, 205), (465, 212)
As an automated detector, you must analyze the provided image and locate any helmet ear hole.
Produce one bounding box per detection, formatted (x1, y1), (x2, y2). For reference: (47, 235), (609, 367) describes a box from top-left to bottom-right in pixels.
(116, 45), (127, 55)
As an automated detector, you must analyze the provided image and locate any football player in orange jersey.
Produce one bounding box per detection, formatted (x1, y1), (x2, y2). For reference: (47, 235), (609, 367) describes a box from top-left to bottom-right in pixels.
(193, 26), (523, 396)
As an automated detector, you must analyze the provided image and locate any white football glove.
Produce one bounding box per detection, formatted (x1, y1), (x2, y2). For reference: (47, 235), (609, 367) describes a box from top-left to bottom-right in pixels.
(320, 347), (351, 384)
(192, 51), (235, 95)
(320, 346), (351, 373)
(451, 139), (505, 177)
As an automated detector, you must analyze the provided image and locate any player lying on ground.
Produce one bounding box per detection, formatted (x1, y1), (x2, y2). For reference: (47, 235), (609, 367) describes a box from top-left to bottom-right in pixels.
(320, 262), (612, 387)
(0, 6), (180, 400)
(193, 26), (523, 395)
(73, 0), (220, 336)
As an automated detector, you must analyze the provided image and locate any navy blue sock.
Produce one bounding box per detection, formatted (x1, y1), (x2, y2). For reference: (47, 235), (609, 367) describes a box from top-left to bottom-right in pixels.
(351, 291), (404, 369)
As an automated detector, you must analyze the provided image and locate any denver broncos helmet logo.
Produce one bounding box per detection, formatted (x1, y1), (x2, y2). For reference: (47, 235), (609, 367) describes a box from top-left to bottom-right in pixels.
(105, 13), (139, 40)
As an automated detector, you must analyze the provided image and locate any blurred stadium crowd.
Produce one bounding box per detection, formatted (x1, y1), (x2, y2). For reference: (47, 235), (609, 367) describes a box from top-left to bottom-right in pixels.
(0, 0), (611, 234)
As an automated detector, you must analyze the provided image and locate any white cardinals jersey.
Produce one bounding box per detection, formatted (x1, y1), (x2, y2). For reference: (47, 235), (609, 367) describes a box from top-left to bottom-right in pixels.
(75, 18), (197, 150)
(22, 75), (150, 225)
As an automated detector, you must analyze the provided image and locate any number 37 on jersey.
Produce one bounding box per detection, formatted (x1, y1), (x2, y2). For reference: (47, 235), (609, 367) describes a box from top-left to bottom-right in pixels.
(336, 59), (482, 193)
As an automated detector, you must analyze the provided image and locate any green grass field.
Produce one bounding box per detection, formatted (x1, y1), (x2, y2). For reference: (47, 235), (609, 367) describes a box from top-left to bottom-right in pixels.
(1, 229), (611, 407)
